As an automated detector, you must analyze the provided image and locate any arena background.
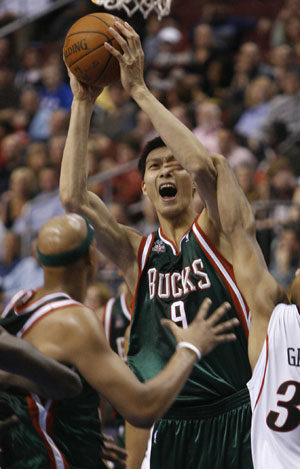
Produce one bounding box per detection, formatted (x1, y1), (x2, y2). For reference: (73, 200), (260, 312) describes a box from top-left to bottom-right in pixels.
(0, 0), (299, 320)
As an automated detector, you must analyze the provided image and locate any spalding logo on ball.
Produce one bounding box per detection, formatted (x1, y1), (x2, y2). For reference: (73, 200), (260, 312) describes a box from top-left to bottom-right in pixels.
(63, 13), (123, 87)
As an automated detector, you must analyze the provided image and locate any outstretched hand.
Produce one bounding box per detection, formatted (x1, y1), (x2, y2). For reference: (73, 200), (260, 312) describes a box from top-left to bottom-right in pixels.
(65, 66), (103, 103)
(161, 298), (239, 357)
(102, 433), (127, 468)
(104, 21), (146, 94)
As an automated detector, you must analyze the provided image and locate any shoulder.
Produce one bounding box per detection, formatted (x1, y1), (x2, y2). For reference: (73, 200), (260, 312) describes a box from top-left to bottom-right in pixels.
(196, 211), (232, 261)
(23, 303), (107, 365)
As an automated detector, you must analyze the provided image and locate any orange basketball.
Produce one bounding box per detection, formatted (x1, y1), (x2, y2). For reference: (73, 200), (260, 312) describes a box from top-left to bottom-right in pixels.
(63, 12), (123, 87)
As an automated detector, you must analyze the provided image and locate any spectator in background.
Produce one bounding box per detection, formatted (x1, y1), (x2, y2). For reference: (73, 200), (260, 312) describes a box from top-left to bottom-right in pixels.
(185, 23), (220, 83)
(226, 42), (274, 123)
(269, 222), (300, 290)
(234, 162), (264, 203)
(217, 127), (257, 170)
(170, 104), (193, 129)
(269, 44), (294, 81)
(0, 66), (19, 119)
(29, 63), (72, 140)
(19, 87), (41, 136)
(271, 0), (300, 47)
(0, 167), (37, 231)
(14, 44), (42, 90)
(25, 142), (48, 175)
(262, 66), (300, 143)
(142, 13), (161, 68)
(135, 196), (159, 236)
(84, 281), (113, 314)
(193, 100), (221, 152)
(49, 108), (70, 137)
(113, 137), (141, 204)
(130, 110), (157, 146)
(234, 76), (277, 145)
(1, 238), (43, 303)
(0, 231), (21, 279)
(0, 133), (26, 193)
(13, 165), (64, 253)
(47, 133), (67, 170)
(93, 83), (137, 139)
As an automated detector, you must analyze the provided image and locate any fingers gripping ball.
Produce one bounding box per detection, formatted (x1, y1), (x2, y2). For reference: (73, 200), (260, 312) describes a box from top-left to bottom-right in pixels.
(63, 13), (123, 87)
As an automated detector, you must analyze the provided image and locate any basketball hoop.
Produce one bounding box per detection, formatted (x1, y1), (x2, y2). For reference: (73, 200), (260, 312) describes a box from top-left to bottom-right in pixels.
(91, 0), (172, 20)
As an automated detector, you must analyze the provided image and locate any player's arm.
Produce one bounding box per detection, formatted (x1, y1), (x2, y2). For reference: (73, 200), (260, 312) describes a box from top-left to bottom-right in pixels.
(59, 71), (141, 287)
(214, 157), (287, 369)
(105, 22), (219, 222)
(126, 422), (150, 469)
(33, 300), (238, 428)
(0, 327), (82, 399)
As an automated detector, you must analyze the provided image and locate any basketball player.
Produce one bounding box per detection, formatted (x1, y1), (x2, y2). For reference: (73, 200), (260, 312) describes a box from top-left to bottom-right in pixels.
(100, 282), (132, 467)
(60, 21), (253, 468)
(205, 155), (300, 468)
(0, 213), (238, 468)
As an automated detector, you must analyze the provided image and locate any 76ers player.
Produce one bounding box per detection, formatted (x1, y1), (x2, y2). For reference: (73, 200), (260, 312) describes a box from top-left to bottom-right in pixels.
(211, 155), (300, 468)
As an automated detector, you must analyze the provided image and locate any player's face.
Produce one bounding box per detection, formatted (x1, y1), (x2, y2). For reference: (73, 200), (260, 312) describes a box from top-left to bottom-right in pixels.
(142, 147), (195, 219)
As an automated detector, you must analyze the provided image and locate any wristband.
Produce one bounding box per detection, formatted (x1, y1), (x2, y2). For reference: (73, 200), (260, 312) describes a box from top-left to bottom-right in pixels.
(176, 341), (202, 361)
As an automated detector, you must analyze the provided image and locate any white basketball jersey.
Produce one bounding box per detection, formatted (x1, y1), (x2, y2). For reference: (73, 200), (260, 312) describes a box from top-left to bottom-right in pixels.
(247, 303), (300, 469)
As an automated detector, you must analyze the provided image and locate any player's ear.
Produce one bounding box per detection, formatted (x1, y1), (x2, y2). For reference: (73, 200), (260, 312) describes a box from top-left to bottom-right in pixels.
(141, 180), (147, 196)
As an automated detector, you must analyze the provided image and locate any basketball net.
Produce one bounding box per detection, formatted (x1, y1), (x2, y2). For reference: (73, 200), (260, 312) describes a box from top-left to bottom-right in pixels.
(91, 0), (172, 19)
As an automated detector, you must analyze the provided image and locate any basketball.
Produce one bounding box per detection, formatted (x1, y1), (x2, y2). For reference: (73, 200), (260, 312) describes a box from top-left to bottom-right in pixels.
(63, 12), (123, 87)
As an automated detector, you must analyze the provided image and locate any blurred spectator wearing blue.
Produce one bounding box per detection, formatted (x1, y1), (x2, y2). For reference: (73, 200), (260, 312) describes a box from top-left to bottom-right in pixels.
(29, 63), (72, 140)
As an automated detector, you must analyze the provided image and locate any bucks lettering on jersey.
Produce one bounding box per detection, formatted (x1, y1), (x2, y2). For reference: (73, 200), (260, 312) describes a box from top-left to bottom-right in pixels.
(128, 220), (252, 404)
(0, 290), (105, 469)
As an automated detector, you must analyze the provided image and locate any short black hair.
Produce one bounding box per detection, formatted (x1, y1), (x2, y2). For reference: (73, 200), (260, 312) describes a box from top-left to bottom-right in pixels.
(138, 137), (166, 178)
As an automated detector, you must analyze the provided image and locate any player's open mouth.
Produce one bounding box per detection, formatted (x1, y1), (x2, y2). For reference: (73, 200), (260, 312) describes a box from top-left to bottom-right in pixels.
(159, 183), (177, 200)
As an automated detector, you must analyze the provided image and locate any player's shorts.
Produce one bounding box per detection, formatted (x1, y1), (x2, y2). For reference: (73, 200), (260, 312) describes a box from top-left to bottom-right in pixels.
(150, 388), (253, 469)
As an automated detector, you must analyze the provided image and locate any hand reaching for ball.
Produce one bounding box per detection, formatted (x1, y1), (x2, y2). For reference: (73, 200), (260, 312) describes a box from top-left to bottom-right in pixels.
(66, 66), (103, 103)
(104, 21), (146, 95)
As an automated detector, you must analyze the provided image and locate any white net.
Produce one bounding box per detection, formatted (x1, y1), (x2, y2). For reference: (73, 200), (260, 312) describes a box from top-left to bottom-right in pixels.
(91, 0), (172, 19)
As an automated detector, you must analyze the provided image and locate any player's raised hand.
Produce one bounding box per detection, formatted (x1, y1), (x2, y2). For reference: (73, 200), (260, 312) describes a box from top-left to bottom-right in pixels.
(104, 21), (146, 94)
(65, 65), (103, 103)
(161, 298), (239, 358)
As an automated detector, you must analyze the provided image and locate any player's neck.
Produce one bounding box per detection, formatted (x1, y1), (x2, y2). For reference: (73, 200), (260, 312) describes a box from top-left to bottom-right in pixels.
(39, 270), (87, 303)
(158, 211), (197, 248)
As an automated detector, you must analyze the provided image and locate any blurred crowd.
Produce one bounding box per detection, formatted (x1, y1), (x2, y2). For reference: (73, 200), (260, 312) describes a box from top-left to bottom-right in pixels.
(0, 0), (299, 306)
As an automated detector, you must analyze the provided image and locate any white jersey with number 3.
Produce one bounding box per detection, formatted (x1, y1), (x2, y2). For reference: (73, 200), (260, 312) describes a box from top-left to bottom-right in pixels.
(247, 303), (300, 469)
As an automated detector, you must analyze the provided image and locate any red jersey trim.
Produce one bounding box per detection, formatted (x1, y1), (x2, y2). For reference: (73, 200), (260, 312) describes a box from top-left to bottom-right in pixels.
(17, 300), (81, 338)
(131, 233), (154, 320)
(26, 395), (69, 468)
(159, 216), (199, 256)
(193, 221), (250, 338)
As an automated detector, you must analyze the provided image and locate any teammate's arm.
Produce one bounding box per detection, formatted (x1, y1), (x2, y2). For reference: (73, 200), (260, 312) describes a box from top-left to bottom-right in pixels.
(125, 422), (150, 469)
(213, 157), (287, 369)
(0, 327), (82, 398)
(30, 299), (238, 428)
(59, 71), (141, 289)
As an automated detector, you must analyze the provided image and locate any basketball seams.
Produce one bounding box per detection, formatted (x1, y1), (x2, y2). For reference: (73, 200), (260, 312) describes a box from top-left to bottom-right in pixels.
(66, 31), (111, 40)
(88, 13), (116, 29)
(94, 51), (114, 84)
